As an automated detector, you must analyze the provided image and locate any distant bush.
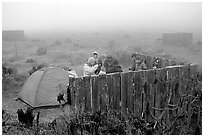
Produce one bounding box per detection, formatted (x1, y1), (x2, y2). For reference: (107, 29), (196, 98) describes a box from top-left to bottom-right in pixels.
(8, 56), (23, 63)
(2, 63), (18, 78)
(73, 43), (80, 47)
(26, 58), (35, 63)
(65, 38), (73, 44)
(37, 48), (47, 56)
(123, 34), (130, 39)
(2, 73), (27, 92)
(30, 39), (41, 42)
(54, 40), (62, 45)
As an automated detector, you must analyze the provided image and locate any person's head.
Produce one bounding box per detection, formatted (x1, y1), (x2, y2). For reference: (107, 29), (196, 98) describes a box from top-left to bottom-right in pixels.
(132, 53), (137, 59)
(132, 53), (140, 60)
(113, 59), (119, 66)
(93, 51), (98, 59)
(107, 55), (113, 60)
(87, 57), (95, 66)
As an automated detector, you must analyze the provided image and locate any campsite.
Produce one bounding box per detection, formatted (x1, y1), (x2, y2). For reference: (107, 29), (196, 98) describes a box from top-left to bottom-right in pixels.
(2, 2), (202, 135)
(2, 31), (202, 135)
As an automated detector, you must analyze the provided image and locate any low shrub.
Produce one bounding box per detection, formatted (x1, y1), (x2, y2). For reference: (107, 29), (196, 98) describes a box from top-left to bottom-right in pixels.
(37, 48), (47, 56)
(26, 59), (35, 63)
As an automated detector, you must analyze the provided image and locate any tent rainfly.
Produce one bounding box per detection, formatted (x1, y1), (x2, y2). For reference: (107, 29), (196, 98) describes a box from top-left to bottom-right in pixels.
(18, 67), (70, 109)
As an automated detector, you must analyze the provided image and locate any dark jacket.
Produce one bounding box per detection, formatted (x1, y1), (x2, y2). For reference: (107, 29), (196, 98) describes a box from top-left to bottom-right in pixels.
(104, 56), (114, 70)
(106, 66), (123, 74)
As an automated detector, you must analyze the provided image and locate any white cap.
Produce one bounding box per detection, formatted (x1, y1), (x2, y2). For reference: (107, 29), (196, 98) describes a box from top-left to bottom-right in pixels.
(93, 51), (98, 55)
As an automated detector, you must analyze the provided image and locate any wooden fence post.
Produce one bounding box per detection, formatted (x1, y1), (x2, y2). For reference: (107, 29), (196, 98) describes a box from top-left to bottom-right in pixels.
(98, 75), (107, 112)
(91, 76), (99, 113)
(121, 73), (128, 115)
(83, 76), (92, 112)
(134, 71), (143, 117)
(78, 77), (85, 113)
(159, 68), (168, 123)
(107, 74), (114, 110)
(146, 69), (156, 122)
(69, 77), (76, 107)
(154, 69), (162, 118)
(112, 73), (121, 111)
(126, 71), (135, 114)
(74, 77), (82, 113)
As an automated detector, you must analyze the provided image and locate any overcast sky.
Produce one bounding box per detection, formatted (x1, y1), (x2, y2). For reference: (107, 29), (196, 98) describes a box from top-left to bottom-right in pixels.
(2, 1), (202, 35)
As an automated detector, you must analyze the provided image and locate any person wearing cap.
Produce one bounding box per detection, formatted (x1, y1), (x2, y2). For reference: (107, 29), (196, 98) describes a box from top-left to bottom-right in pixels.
(138, 59), (147, 70)
(153, 58), (159, 69)
(92, 51), (103, 75)
(129, 53), (147, 71)
(104, 55), (122, 74)
(129, 53), (140, 71)
(83, 57), (99, 76)
(104, 55), (114, 73)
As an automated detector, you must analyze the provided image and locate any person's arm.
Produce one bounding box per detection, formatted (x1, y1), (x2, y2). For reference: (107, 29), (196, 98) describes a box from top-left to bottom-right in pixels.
(104, 60), (108, 72)
(104, 60), (108, 68)
(143, 63), (147, 70)
(98, 59), (102, 67)
(84, 64), (99, 75)
(129, 61), (136, 71)
(139, 62), (147, 70)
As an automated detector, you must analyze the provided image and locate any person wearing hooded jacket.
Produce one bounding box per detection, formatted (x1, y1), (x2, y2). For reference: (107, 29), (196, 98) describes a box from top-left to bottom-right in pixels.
(83, 57), (99, 76)
(92, 51), (103, 75)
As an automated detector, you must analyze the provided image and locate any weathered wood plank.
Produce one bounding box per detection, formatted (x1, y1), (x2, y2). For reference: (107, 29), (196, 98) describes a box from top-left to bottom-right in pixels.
(69, 77), (76, 107)
(98, 75), (107, 112)
(182, 66), (192, 117)
(78, 77), (85, 113)
(83, 76), (92, 112)
(173, 67), (180, 115)
(178, 66), (189, 115)
(159, 69), (168, 120)
(154, 69), (162, 118)
(112, 73), (121, 110)
(141, 70), (151, 121)
(91, 76), (99, 113)
(166, 67), (179, 119)
(121, 73), (128, 115)
(190, 64), (199, 77)
(146, 69), (156, 121)
(166, 67), (174, 123)
(126, 71), (134, 114)
(134, 71), (143, 117)
(74, 77), (81, 112)
(106, 74), (113, 110)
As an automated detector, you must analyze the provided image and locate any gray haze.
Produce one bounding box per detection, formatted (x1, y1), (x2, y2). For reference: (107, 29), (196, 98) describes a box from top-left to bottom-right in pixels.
(2, 2), (202, 40)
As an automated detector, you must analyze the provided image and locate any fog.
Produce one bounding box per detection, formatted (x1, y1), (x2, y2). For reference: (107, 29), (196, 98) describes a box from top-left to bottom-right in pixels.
(2, 1), (202, 40)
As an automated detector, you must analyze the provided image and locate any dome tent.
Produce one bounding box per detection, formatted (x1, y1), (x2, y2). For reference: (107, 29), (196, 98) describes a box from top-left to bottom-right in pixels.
(18, 67), (70, 109)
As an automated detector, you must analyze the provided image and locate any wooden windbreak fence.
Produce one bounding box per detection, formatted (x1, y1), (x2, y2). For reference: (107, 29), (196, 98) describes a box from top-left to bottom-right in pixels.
(68, 64), (201, 125)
